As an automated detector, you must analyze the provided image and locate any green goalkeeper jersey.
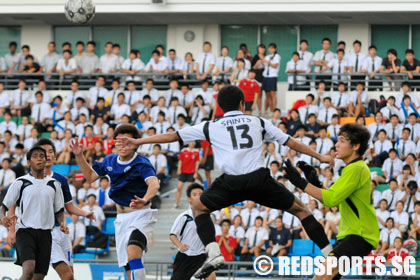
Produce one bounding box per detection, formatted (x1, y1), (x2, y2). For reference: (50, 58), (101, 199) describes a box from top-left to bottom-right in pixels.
(321, 158), (379, 248)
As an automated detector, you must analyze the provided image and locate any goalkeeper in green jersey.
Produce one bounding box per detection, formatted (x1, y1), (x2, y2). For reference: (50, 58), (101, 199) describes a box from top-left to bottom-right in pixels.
(284, 123), (379, 280)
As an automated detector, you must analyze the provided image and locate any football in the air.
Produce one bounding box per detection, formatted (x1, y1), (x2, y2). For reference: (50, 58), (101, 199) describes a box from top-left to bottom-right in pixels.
(64, 0), (95, 24)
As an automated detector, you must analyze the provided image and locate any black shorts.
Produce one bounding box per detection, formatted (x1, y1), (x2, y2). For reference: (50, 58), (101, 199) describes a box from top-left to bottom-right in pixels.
(245, 101), (254, 111)
(178, 173), (195, 183)
(171, 252), (207, 280)
(262, 77), (278, 91)
(200, 168), (295, 212)
(199, 155), (214, 171)
(15, 228), (52, 276)
(329, 235), (373, 280)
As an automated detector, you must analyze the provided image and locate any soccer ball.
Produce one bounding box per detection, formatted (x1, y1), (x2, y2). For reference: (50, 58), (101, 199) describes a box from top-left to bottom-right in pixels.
(65, 0), (95, 24)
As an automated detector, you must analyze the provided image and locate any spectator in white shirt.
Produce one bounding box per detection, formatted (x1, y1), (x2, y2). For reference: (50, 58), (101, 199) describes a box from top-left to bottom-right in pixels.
(396, 82), (420, 109)
(10, 79), (30, 117)
(181, 52), (196, 78)
(347, 40), (367, 90)
(313, 38), (335, 91)
(69, 214), (86, 254)
(66, 80), (84, 109)
(380, 96), (399, 121)
(40, 41), (60, 75)
(401, 181), (420, 214)
(81, 194), (105, 235)
(316, 127), (334, 155)
(167, 97), (187, 125)
(56, 50), (77, 77)
(312, 81), (331, 108)
(298, 94), (319, 125)
(368, 112), (386, 142)
(165, 79), (183, 107)
(377, 150), (403, 184)
(16, 115), (33, 142)
(78, 41), (99, 74)
(31, 91), (51, 130)
(189, 95), (210, 125)
(5, 41), (19, 74)
(327, 114), (341, 141)
(381, 178), (404, 211)
(30, 80), (51, 105)
(124, 81), (141, 110)
(372, 129), (393, 167)
(55, 112), (75, 139)
(0, 56), (5, 74)
(150, 97), (168, 123)
(404, 113), (420, 143)
(317, 97), (338, 126)
(0, 82), (9, 116)
(286, 52), (307, 91)
(70, 97), (90, 123)
(112, 43), (124, 68)
(154, 112), (171, 135)
(324, 206), (340, 239)
(399, 95), (416, 123)
(325, 49), (349, 89)
(140, 78), (159, 104)
(148, 144), (168, 183)
(0, 112), (17, 138)
(99, 42), (120, 74)
(262, 43), (281, 113)
(380, 217), (401, 254)
(196, 41), (215, 80)
(361, 45), (383, 91)
(230, 59), (248, 86)
(166, 49), (183, 79)
(122, 50), (145, 81)
(145, 50), (168, 79)
(214, 46), (233, 82)
(74, 41), (85, 67)
(377, 199), (391, 229)
(110, 93), (131, 123)
(409, 202), (420, 239)
(23, 127), (39, 151)
(241, 216), (268, 259)
(399, 128), (416, 159)
(298, 39), (314, 76)
(348, 82), (368, 117)
(331, 82), (350, 116)
(87, 76), (109, 109)
(233, 49), (251, 70)
(391, 201), (409, 234)
(0, 158), (16, 204)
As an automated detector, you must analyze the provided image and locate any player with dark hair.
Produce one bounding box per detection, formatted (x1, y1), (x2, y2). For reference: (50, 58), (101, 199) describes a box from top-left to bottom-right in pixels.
(71, 124), (160, 280)
(284, 123), (380, 280)
(0, 146), (66, 280)
(6, 138), (96, 280)
(117, 85), (334, 278)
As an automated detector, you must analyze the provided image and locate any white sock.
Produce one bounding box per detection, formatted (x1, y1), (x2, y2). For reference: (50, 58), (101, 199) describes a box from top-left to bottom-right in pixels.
(129, 259), (146, 280)
(205, 242), (221, 258)
(321, 244), (333, 257)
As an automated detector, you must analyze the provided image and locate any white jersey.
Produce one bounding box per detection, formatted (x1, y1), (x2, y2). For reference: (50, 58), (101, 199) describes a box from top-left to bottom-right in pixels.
(177, 110), (290, 175)
(3, 174), (64, 230)
(170, 208), (204, 256)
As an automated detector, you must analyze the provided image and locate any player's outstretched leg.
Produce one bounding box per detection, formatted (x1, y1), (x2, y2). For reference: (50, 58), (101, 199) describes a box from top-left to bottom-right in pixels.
(191, 199), (225, 279)
(287, 197), (333, 256)
(126, 230), (147, 280)
(53, 262), (73, 280)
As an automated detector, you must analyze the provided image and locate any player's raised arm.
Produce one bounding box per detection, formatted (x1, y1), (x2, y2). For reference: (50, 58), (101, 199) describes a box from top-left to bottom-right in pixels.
(70, 137), (99, 183)
(116, 131), (180, 147)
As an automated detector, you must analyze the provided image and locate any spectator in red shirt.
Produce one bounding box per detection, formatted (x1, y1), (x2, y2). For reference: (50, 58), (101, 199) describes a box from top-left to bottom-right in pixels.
(386, 237), (409, 264)
(238, 70), (261, 115)
(197, 136), (214, 186)
(103, 127), (115, 155)
(81, 125), (99, 158)
(212, 81), (226, 121)
(216, 219), (237, 262)
(175, 141), (200, 208)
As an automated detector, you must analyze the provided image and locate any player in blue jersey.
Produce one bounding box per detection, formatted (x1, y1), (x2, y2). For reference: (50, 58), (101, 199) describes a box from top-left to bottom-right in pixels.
(70, 124), (160, 280)
(6, 138), (96, 280)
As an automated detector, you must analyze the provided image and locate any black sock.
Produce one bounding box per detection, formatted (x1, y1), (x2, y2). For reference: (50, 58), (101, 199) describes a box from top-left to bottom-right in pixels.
(195, 213), (216, 246)
(301, 215), (330, 249)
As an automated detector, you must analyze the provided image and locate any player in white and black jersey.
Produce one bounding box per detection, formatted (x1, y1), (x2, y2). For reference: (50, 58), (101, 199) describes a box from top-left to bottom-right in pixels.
(170, 183), (215, 280)
(117, 86), (334, 278)
(0, 146), (67, 280)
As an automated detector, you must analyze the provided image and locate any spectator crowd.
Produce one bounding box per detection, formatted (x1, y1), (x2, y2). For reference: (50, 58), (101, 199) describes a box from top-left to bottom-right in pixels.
(0, 37), (419, 263)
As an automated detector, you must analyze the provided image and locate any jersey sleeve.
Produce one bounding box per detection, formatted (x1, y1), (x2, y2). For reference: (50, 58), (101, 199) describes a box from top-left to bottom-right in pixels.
(92, 158), (107, 177)
(169, 213), (185, 237)
(177, 122), (207, 145)
(2, 179), (22, 210)
(321, 164), (361, 207)
(57, 175), (73, 204)
(262, 118), (290, 145)
(54, 181), (65, 214)
(139, 159), (157, 182)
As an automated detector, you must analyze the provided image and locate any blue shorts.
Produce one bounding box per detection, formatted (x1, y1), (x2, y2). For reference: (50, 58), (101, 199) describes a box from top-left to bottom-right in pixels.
(263, 77), (278, 91)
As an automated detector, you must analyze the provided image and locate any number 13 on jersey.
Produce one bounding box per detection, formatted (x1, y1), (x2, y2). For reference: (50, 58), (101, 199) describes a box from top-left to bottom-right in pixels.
(226, 125), (254, 150)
